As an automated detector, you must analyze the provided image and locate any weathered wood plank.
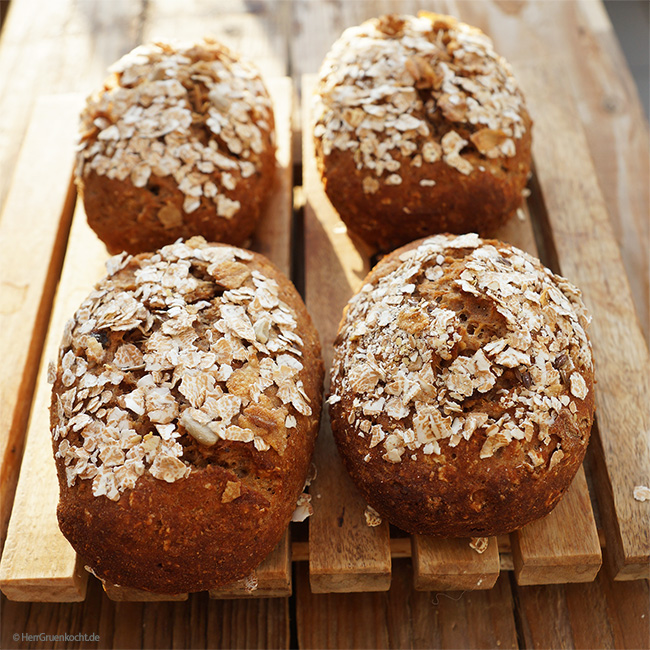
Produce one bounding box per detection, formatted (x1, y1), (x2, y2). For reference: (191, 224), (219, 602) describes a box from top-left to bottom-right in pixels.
(515, 566), (650, 650)
(296, 559), (519, 649)
(511, 467), (602, 585)
(0, 192), (101, 602)
(0, 92), (81, 571)
(518, 56), (649, 581)
(0, 0), (144, 215)
(302, 74), (392, 594)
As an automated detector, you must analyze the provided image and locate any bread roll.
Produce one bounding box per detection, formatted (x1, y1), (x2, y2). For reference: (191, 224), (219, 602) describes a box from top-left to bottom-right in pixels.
(50, 237), (323, 593)
(329, 234), (594, 536)
(75, 39), (276, 255)
(313, 13), (532, 252)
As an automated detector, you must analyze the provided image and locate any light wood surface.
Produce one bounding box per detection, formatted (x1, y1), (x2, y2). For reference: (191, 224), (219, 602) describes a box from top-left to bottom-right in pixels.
(520, 57), (650, 580)
(0, 185), (108, 601)
(411, 536), (500, 592)
(0, 95), (79, 551)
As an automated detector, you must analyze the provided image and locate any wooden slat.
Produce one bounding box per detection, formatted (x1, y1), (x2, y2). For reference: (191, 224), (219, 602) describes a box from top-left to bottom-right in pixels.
(0, 95), (83, 600)
(511, 467), (602, 585)
(302, 74), (392, 594)
(0, 79), (296, 602)
(0, 95), (79, 552)
(0, 0), (144, 214)
(0, 192), (102, 602)
(412, 535), (500, 591)
(141, 0), (291, 80)
(251, 76), (293, 277)
(103, 584), (188, 602)
(518, 56), (650, 581)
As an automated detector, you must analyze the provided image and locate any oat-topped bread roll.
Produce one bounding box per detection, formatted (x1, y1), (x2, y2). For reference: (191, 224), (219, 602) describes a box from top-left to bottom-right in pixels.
(313, 13), (532, 252)
(75, 39), (276, 255)
(329, 234), (594, 536)
(50, 237), (323, 593)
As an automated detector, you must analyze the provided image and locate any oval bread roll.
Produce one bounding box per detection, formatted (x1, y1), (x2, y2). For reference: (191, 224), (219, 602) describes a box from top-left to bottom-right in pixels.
(50, 237), (323, 593)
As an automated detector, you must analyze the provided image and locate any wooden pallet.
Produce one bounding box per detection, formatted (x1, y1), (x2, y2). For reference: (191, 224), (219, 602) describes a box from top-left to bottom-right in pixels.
(0, 10), (648, 605)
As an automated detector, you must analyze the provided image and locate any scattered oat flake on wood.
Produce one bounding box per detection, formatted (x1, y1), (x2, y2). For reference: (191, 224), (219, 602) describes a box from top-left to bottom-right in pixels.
(291, 492), (313, 522)
(633, 485), (650, 502)
(364, 505), (382, 527)
(470, 537), (489, 554)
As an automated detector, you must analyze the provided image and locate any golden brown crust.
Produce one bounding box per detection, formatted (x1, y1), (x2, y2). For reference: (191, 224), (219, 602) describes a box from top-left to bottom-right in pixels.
(50, 238), (323, 593)
(313, 13), (532, 253)
(75, 39), (276, 255)
(329, 234), (594, 537)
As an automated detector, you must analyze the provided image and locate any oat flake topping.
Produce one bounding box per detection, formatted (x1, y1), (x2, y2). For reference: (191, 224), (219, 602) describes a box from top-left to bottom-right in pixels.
(52, 238), (310, 502)
(314, 13), (528, 192)
(75, 40), (274, 218)
(330, 234), (593, 467)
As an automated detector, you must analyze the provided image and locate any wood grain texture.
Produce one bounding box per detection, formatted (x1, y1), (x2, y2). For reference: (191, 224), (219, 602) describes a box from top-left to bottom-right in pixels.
(511, 467), (602, 585)
(0, 95), (79, 553)
(0, 0), (144, 214)
(251, 76), (294, 277)
(102, 584), (188, 603)
(519, 56), (650, 581)
(296, 559), (519, 649)
(1, 579), (291, 649)
(515, 566), (650, 650)
(0, 195), (106, 603)
(412, 535), (500, 591)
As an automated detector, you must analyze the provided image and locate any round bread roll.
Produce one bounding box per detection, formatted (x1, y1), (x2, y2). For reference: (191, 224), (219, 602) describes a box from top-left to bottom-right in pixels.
(50, 237), (323, 593)
(313, 13), (532, 252)
(75, 39), (276, 255)
(329, 233), (594, 536)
